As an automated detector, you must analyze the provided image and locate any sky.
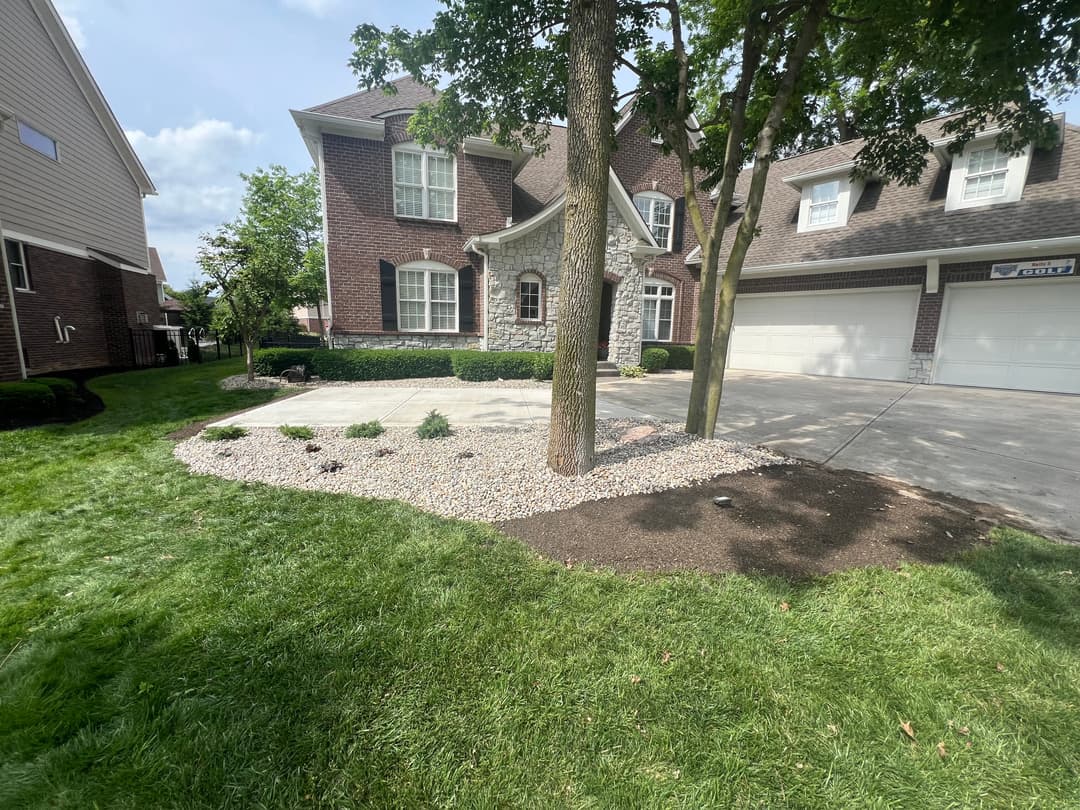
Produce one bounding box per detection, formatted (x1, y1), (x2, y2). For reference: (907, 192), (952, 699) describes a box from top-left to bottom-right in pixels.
(57, 1), (1080, 288)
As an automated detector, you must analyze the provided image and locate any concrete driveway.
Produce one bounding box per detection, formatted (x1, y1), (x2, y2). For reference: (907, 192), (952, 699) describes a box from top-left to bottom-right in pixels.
(597, 370), (1080, 541)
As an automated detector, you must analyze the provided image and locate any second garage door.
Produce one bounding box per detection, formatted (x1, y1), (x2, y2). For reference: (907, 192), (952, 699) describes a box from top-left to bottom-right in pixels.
(729, 287), (920, 381)
(934, 279), (1080, 394)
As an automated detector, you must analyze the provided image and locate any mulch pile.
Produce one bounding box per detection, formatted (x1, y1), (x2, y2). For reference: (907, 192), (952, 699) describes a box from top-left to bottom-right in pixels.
(498, 463), (1012, 578)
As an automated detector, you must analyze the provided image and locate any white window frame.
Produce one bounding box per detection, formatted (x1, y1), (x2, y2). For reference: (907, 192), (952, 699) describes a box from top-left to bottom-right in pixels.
(517, 273), (543, 322)
(16, 119), (59, 161)
(807, 180), (840, 226)
(633, 191), (674, 251)
(945, 140), (1030, 212)
(962, 147), (1010, 202)
(4, 239), (31, 291)
(391, 143), (457, 222)
(396, 261), (459, 333)
(642, 277), (675, 343)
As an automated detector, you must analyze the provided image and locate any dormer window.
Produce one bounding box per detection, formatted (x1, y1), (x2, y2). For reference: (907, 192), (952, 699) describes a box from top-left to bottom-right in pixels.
(808, 180), (840, 225)
(962, 147), (1009, 201)
(392, 144), (456, 221)
(633, 192), (674, 250)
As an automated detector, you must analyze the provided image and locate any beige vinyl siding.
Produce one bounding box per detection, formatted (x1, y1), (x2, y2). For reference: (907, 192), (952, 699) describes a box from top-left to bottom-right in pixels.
(0, 0), (148, 267)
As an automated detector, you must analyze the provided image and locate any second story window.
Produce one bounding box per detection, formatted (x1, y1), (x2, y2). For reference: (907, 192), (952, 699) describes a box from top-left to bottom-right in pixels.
(4, 239), (31, 291)
(963, 147), (1010, 201)
(392, 144), (456, 221)
(808, 180), (840, 225)
(633, 192), (674, 250)
(17, 120), (58, 160)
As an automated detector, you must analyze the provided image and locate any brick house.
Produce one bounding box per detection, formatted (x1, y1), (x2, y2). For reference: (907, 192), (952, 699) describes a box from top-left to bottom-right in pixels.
(293, 77), (1079, 394)
(1, 0), (158, 382)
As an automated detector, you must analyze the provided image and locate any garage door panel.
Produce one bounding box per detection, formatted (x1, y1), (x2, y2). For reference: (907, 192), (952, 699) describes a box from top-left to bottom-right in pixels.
(936, 281), (1080, 394)
(729, 289), (919, 381)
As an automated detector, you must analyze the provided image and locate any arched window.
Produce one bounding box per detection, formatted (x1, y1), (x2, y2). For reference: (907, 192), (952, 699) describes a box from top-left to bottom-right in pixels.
(397, 261), (458, 332)
(517, 273), (543, 322)
(642, 277), (674, 342)
(392, 143), (456, 221)
(633, 191), (674, 250)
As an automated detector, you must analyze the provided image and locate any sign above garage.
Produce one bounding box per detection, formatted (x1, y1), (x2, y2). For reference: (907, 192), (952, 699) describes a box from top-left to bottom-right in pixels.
(990, 258), (1075, 279)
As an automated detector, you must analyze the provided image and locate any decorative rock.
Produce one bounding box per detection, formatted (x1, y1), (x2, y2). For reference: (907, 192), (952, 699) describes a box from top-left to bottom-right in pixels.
(319, 459), (344, 473)
(456, 451), (475, 460)
(304, 443), (321, 453)
(713, 496), (733, 508)
(376, 447), (395, 457)
(618, 425), (658, 445)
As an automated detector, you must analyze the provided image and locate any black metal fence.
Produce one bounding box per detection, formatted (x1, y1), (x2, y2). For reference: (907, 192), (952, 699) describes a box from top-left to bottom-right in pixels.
(131, 328), (242, 368)
(259, 332), (326, 349)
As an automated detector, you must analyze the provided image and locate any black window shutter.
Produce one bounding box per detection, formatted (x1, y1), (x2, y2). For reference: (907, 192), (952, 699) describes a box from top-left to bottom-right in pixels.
(379, 260), (397, 331)
(671, 196), (686, 253)
(458, 265), (475, 333)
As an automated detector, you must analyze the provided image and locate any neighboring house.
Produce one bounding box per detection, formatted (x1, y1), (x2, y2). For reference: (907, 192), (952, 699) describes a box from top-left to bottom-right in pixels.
(0, 0), (158, 381)
(291, 301), (328, 334)
(705, 112), (1080, 395)
(149, 246), (167, 312)
(291, 76), (709, 367)
(293, 77), (1079, 395)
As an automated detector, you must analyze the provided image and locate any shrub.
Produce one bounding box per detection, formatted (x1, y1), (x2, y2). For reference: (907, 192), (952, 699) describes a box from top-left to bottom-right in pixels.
(202, 426), (248, 441)
(311, 349), (454, 381)
(641, 348), (669, 373)
(278, 425), (314, 440)
(416, 410), (451, 439)
(647, 343), (694, 369)
(253, 348), (316, 377)
(0, 381), (56, 419)
(619, 365), (646, 378)
(31, 376), (80, 405)
(345, 421), (385, 439)
(531, 353), (554, 381)
(451, 350), (554, 381)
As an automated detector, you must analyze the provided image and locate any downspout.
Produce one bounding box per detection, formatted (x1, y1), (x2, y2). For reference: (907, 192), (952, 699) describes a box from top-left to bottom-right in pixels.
(466, 238), (490, 351)
(316, 136), (334, 347)
(0, 214), (28, 379)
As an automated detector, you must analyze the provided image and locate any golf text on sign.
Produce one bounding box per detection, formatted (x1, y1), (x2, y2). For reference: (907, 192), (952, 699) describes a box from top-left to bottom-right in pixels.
(990, 258), (1075, 279)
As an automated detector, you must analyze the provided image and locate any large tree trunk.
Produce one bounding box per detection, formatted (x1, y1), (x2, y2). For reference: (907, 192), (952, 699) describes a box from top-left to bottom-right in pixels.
(701, 0), (830, 439)
(547, 0), (617, 476)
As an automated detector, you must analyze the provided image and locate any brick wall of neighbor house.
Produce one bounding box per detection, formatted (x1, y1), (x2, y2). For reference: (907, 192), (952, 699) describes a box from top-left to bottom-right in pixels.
(611, 110), (714, 345)
(0, 280), (22, 380)
(322, 114), (513, 341)
(16, 247), (113, 374)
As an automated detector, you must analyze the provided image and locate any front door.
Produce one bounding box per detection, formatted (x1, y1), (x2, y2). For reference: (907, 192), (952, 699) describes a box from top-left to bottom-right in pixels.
(597, 281), (613, 359)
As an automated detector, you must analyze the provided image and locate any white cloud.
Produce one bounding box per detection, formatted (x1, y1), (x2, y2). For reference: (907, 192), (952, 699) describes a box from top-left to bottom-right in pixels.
(280, 0), (342, 17)
(126, 120), (263, 286)
(54, 0), (88, 50)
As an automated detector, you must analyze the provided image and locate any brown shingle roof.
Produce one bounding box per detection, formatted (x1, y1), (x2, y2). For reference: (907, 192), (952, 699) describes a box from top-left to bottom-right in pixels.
(512, 124), (568, 220)
(726, 115), (1078, 268)
(306, 75), (438, 120)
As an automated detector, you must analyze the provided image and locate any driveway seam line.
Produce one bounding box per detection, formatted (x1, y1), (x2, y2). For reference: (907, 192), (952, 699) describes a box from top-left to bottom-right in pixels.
(379, 388), (422, 422)
(824, 384), (917, 466)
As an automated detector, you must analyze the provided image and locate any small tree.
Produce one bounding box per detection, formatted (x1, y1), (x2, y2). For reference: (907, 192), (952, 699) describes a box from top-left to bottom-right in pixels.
(166, 281), (215, 334)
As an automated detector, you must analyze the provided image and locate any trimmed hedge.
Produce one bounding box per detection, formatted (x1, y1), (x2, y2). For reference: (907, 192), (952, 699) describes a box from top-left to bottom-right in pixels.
(641, 348), (669, 373)
(252, 347), (556, 382)
(32, 376), (80, 405)
(450, 351), (553, 381)
(0, 381), (57, 419)
(646, 343), (694, 369)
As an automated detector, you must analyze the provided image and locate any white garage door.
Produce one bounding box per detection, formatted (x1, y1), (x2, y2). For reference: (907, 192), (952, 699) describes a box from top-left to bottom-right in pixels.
(729, 287), (920, 381)
(935, 280), (1080, 394)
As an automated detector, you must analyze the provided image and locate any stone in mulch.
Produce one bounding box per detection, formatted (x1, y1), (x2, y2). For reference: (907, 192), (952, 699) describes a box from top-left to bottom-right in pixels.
(498, 463), (1009, 578)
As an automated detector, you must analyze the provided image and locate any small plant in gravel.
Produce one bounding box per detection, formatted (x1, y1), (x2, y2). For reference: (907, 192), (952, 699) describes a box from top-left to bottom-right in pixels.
(279, 425), (315, 440)
(416, 410), (452, 439)
(619, 365), (647, 378)
(202, 426), (248, 442)
(345, 420), (385, 439)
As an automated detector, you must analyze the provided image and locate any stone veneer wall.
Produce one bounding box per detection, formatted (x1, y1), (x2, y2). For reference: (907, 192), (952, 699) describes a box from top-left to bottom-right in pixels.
(331, 333), (481, 350)
(486, 201), (647, 366)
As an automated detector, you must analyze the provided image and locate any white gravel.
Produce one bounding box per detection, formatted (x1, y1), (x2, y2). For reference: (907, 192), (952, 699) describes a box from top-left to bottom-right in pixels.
(174, 419), (791, 522)
(219, 374), (549, 391)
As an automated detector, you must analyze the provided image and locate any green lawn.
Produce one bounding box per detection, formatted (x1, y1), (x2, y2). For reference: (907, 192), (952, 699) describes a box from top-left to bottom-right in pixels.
(2, 361), (1078, 808)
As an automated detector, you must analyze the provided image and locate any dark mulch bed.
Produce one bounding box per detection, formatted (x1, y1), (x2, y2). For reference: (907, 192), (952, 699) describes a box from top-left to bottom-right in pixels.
(498, 463), (1014, 578)
(0, 381), (104, 431)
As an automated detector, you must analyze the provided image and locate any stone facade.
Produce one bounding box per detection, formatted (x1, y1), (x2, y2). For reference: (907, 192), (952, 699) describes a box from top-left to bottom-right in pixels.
(332, 332), (481, 350)
(907, 351), (934, 384)
(485, 201), (648, 366)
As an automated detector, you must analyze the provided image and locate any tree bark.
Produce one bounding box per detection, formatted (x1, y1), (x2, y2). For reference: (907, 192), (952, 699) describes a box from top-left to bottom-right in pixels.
(547, 0), (617, 476)
(244, 336), (256, 381)
(702, 0), (831, 439)
(685, 7), (766, 436)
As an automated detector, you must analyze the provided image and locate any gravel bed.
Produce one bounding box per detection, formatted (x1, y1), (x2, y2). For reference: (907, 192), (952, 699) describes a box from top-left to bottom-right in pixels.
(174, 419), (792, 522)
(219, 374), (549, 391)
